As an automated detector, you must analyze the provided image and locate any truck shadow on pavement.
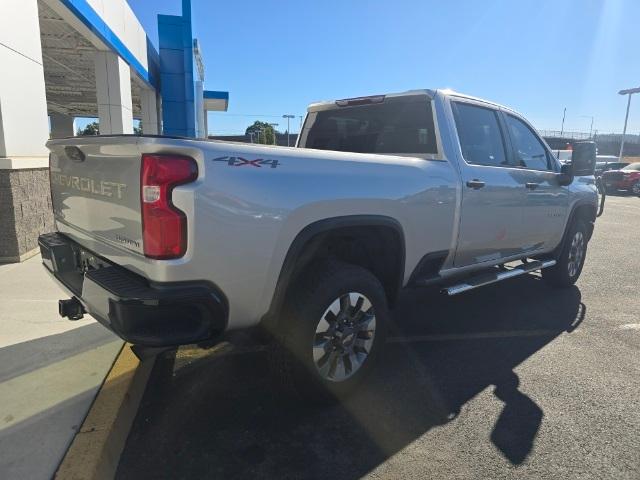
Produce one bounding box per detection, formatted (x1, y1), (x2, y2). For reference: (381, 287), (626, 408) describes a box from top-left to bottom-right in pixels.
(117, 275), (585, 480)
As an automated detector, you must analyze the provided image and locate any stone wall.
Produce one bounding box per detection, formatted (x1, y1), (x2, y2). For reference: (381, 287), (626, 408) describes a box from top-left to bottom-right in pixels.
(0, 168), (54, 262)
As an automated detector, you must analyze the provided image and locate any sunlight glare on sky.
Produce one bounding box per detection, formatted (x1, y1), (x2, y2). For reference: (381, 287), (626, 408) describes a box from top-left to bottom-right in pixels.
(121, 0), (639, 136)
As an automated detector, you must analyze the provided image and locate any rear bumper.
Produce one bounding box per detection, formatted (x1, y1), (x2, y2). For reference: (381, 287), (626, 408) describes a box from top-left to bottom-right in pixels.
(38, 232), (228, 347)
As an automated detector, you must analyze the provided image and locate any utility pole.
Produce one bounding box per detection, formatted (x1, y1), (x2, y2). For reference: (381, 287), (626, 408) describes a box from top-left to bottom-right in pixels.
(557, 107), (567, 157)
(580, 115), (594, 138)
(618, 87), (640, 162)
(269, 123), (279, 145)
(283, 114), (295, 146)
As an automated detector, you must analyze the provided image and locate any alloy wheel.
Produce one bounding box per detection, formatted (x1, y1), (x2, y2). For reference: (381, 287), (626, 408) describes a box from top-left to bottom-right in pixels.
(312, 292), (376, 382)
(567, 231), (585, 278)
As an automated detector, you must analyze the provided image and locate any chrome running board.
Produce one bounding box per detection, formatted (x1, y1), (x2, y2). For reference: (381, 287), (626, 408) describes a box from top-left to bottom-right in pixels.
(443, 259), (557, 296)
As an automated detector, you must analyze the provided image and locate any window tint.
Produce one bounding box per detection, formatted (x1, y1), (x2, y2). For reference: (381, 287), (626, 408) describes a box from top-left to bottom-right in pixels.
(299, 96), (437, 155)
(452, 102), (507, 167)
(505, 114), (551, 170)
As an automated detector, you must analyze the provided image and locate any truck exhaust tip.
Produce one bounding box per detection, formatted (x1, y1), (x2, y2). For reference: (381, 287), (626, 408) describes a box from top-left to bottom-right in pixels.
(59, 298), (85, 320)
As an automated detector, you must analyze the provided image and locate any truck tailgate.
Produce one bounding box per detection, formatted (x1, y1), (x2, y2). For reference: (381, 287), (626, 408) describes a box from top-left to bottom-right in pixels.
(48, 138), (144, 255)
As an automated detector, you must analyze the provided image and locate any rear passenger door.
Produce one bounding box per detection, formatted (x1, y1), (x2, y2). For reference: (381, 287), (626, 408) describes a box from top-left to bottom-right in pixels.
(451, 100), (526, 267)
(501, 113), (568, 250)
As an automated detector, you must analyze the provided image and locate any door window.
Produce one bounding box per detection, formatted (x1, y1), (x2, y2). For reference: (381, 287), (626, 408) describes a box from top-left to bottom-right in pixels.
(504, 114), (552, 171)
(452, 102), (507, 167)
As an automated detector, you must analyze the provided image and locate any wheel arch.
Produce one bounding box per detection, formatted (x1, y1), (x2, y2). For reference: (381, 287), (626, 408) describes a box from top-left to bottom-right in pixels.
(554, 200), (597, 258)
(261, 215), (406, 331)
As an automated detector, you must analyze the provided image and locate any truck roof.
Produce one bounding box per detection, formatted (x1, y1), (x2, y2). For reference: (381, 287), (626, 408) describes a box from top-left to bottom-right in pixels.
(306, 88), (523, 117)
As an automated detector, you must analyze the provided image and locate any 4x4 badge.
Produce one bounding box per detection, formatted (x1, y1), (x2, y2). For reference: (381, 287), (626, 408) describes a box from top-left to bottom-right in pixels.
(212, 156), (280, 168)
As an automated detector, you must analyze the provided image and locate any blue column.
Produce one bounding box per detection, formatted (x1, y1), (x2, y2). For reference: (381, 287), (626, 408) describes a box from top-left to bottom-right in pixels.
(158, 0), (196, 137)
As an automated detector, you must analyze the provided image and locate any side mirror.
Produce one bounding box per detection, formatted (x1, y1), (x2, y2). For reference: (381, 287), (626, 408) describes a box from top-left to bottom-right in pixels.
(571, 141), (597, 176)
(557, 163), (573, 186)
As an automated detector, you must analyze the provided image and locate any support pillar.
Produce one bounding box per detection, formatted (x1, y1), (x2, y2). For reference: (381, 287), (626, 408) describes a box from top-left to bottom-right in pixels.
(94, 51), (133, 134)
(195, 80), (205, 138)
(50, 113), (75, 139)
(0, 0), (54, 262)
(140, 88), (159, 135)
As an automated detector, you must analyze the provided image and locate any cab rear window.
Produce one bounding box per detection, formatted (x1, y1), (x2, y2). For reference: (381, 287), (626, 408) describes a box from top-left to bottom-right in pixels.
(299, 96), (438, 155)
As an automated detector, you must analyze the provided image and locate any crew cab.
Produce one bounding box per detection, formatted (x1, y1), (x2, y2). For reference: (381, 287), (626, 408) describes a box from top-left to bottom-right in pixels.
(39, 89), (599, 399)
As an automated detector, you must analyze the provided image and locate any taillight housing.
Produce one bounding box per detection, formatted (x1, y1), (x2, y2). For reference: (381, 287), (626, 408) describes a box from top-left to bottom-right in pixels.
(141, 154), (198, 259)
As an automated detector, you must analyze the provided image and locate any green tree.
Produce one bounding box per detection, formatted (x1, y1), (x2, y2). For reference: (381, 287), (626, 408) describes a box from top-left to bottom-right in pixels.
(76, 121), (99, 136)
(134, 124), (143, 135)
(245, 120), (278, 145)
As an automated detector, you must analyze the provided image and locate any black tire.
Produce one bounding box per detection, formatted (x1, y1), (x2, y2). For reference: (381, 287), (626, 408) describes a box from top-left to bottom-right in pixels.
(631, 181), (640, 197)
(269, 259), (389, 403)
(542, 218), (589, 288)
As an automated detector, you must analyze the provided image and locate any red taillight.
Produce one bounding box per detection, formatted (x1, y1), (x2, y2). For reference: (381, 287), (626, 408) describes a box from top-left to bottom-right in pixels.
(141, 154), (198, 259)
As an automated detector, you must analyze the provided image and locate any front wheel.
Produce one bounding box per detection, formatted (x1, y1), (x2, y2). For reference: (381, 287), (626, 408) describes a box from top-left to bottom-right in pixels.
(270, 260), (389, 402)
(631, 181), (640, 196)
(542, 219), (589, 288)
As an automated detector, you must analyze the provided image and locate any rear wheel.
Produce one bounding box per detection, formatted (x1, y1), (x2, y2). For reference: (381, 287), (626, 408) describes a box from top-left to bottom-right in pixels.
(631, 181), (640, 196)
(542, 219), (589, 287)
(270, 260), (389, 402)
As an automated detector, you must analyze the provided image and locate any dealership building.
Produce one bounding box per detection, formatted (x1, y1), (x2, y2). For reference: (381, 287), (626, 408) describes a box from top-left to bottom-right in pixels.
(0, 0), (228, 262)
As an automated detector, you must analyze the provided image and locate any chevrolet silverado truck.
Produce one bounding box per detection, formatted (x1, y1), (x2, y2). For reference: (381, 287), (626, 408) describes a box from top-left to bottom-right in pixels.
(39, 89), (599, 399)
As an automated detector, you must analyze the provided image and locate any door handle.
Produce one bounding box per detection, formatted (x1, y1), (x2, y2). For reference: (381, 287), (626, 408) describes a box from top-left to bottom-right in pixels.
(525, 182), (540, 190)
(466, 179), (485, 190)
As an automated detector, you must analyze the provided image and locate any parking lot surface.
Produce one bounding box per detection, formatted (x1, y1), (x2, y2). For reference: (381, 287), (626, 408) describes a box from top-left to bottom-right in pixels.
(117, 194), (640, 480)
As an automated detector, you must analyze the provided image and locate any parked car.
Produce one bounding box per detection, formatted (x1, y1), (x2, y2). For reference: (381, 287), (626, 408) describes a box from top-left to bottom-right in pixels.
(601, 162), (640, 195)
(555, 149), (573, 165)
(595, 160), (629, 177)
(39, 89), (599, 399)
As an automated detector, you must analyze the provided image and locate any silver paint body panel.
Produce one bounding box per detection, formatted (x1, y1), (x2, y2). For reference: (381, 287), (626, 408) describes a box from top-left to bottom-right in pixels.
(46, 90), (597, 330)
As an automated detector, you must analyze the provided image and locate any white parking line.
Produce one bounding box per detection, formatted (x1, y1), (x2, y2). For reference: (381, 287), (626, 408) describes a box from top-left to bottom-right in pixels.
(619, 324), (640, 330)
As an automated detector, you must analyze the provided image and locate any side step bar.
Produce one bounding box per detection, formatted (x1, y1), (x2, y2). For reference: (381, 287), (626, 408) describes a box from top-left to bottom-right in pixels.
(443, 259), (557, 296)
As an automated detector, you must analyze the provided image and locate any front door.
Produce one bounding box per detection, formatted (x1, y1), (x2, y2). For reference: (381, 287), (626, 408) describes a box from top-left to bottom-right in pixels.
(501, 112), (569, 250)
(451, 100), (527, 267)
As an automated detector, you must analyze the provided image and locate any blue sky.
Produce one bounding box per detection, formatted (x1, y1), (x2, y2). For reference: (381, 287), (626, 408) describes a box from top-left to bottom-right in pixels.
(126, 0), (639, 136)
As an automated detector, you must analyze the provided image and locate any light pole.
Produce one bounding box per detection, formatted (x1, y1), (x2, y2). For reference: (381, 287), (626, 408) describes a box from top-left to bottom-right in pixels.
(269, 123), (279, 145)
(556, 107), (567, 157)
(283, 114), (295, 146)
(618, 87), (640, 162)
(580, 115), (594, 138)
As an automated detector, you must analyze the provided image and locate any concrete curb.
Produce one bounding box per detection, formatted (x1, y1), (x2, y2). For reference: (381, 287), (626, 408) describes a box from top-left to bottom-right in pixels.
(55, 344), (156, 480)
(0, 246), (41, 264)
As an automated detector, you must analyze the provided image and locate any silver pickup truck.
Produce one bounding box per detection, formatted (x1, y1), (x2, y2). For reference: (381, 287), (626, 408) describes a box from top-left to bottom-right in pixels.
(39, 89), (599, 399)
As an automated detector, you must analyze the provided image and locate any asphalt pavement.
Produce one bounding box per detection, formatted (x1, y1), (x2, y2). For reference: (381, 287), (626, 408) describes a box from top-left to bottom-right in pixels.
(117, 194), (640, 480)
